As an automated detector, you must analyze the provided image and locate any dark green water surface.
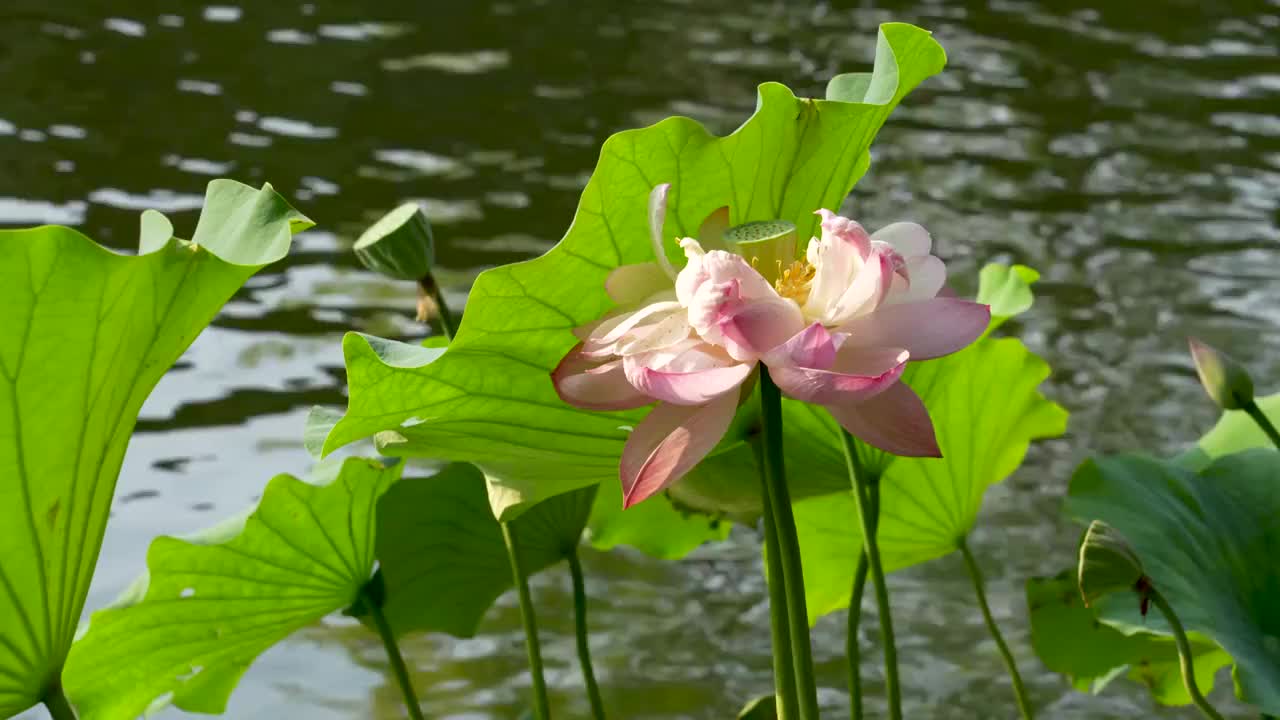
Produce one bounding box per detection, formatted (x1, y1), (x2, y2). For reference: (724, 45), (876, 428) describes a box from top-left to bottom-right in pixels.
(3, 1), (1278, 717)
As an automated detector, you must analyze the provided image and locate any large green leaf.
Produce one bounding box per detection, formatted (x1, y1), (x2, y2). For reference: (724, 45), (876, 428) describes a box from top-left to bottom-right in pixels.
(315, 23), (947, 509)
(62, 458), (400, 718)
(790, 277), (1067, 622)
(0, 181), (308, 717)
(371, 463), (595, 637)
(1065, 450), (1280, 713)
(1177, 391), (1280, 468)
(1026, 574), (1231, 705)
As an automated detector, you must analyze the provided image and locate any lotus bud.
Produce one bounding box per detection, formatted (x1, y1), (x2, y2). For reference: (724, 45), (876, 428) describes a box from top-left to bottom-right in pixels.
(1188, 337), (1254, 411)
(1077, 520), (1147, 609)
(723, 220), (797, 284)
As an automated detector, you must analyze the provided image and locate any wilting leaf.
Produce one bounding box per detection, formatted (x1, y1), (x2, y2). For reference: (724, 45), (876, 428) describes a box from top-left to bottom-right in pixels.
(0, 181), (308, 717)
(1065, 450), (1280, 713)
(372, 463), (595, 637)
(62, 458), (399, 719)
(314, 24), (948, 517)
(791, 266), (1066, 622)
(1026, 574), (1230, 705)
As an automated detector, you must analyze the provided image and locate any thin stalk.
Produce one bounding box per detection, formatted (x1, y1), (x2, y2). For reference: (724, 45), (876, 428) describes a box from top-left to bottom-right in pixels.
(502, 522), (551, 720)
(958, 538), (1034, 720)
(363, 586), (425, 720)
(846, 474), (879, 720)
(758, 367), (821, 720)
(567, 549), (606, 720)
(43, 681), (77, 720)
(839, 431), (901, 720)
(1148, 590), (1225, 720)
(1242, 400), (1280, 450)
(417, 273), (457, 341)
(755, 435), (799, 720)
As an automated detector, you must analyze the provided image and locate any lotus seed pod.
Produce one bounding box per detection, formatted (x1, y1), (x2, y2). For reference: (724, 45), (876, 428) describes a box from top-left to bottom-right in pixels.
(354, 202), (435, 282)
(723, 220), (798, 284)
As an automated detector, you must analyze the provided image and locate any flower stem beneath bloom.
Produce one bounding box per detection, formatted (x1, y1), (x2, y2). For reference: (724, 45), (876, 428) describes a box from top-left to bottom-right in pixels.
(846, 472), (879, 720)
(840, 431), (902, 720)
(958, 537), (1035, 720)
(1243, 400), (1280, 451)
(502, 522), (552, 720)
(417, 272), (457, 340)
(758, 366), (822, 720)
(756, 436), (800, 720)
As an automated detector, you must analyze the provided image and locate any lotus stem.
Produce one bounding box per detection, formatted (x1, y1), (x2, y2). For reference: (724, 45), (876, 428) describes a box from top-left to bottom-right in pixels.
(845, 472), (879, 720)
(958, 537), (1034, 720)
(362, 585), (425, 720)
(758, 367), (821, 720)
(567, 548), (607, 720)
(1242, 400), (1280, 451)
(840, 431), (901, 720)
(1148, 590), (1225, 720)
(43, 680), (77, 720)
(755, 435), (800, 720)
(502, 522), (552, 720)
(417, 273), (457, 340)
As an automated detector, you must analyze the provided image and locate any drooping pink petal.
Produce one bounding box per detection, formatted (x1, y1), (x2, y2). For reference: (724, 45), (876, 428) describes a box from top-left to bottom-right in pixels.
(869, 221), (931, 257)
(648, 183), (678, 280)
(697, 206), (731, 251)
(552, 344), (654, 410)
(825, 381), (941, 457)
(622, 352), (752, 406)
(836, 297), (990, 360)
(582, 299), (682, 356)
(613, 311), (693, 355)
(767, 350), (906, 404)
(763, 322), (838, 369)
(605, 262), (673, 305)
(620, 392), (739, 508)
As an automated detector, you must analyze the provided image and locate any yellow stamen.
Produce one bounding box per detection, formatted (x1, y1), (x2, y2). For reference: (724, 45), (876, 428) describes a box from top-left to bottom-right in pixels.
(774, 259), (815, 303)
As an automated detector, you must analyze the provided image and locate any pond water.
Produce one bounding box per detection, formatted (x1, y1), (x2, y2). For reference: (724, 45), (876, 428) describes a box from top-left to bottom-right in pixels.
(3, 0), (1278, 718)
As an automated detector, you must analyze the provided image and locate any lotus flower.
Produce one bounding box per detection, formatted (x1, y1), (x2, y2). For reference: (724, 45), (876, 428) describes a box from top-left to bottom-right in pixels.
(553, 184), (990, 507)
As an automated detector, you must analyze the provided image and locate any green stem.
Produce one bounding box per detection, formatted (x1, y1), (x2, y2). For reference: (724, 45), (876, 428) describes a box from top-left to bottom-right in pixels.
(502, 521), (551, 720)
(1149, 590), (1225, 720)
(846, 473), (879, 720)
(758, 367), (821, 720)
(43, 681), (77, 720)
(839, 431), (901, 720)
(418, 273), (457, 341)
(567, 549), (606, 720)
(363, 586), (426, 720)
(958, 538), (1034, 720)
(1243, 400), (1280, 450)
(755, 434), (799, 720)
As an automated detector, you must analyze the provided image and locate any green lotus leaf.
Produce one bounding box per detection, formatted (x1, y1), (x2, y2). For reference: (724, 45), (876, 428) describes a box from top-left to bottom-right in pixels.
(62, 458), (400, 718)
(370, 462), (595, 638)
(976, 263), (1039, 332)
(0, 180), (309, 717)
(1177, 391), (1280, 469)
(314, 23), (948, 521)
(1026, 574), (1231, 706)
(1065, 450), (1280, 713)
(791, 270), (1067, 622)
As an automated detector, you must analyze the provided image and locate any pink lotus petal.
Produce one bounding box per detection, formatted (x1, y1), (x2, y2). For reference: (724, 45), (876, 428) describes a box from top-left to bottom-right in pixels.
(763, 322), (837, 369)
(869, 221), (931, 257)
(583, 300), (682, 354)
(648, 183), (677, 280)
(620, 393), (739, 508)
(825, 381), (941, 457)
(836, 298), (990, 360)
(832, 344), (912, 375)
(552, 344), (654, 410)
(614, 311), (693, 355)
(815, 208), (871, 259)
(827, 247), (894, 323)
(767, 352), (905, 404)
(605, 262), (672, 305)
(622, 353), (752, 406)
(717, 293), (806, 360)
